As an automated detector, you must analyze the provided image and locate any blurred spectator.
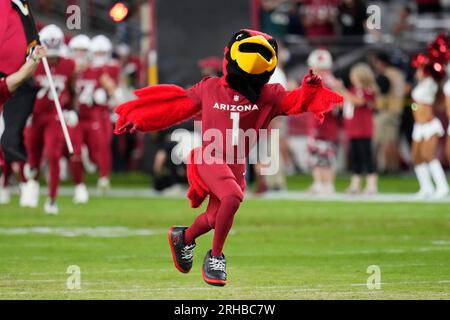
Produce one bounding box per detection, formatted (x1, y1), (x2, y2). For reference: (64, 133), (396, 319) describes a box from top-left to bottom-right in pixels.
(337, 0), (367, 37)
(415, 0), (441, 14)
(260, 0), (291, 39)
(369, 52), (406, 173)
(392, 5), (415, 37)
(306, 49), (342, 195)
(335, 63), (378, 194)
(197, 56), (222, 77)
(300, 0), (339, 39)
(116, 43), (142, 89)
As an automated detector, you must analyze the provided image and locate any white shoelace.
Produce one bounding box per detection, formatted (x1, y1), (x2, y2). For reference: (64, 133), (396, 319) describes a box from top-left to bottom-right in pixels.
(181, 244), (195, 260)
(209, 257), (226, 272)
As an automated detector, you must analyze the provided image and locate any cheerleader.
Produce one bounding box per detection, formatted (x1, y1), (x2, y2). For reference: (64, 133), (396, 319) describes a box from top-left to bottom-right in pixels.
(410, 55), (448, 199)
(444, 66), (450, 165)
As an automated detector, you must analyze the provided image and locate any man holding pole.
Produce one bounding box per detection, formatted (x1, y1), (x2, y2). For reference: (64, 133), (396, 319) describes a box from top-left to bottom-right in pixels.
(0, 0), (75, 209)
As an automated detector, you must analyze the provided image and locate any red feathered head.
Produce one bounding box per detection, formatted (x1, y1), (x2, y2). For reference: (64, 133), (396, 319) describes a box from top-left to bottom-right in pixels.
(412, 33), (449, 82)
(222, 29), (278, 103)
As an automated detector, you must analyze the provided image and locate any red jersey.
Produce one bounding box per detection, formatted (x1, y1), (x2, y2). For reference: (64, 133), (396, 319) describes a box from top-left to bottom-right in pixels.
(288, 113), (314, 136)
(77, 62), (120, 121)
(344, 87), (376, 139)
(187, 77), (286, 160)
(301, 0), (339, 38)
(33, 57), (75, 117)
(0, 0), (27, 75)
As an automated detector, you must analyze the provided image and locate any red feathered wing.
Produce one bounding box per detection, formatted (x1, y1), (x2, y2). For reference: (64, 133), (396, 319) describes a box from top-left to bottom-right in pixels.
(114, 84), (201, 134)
(114, 84), (206, 207)
(281, 70), (343, 122)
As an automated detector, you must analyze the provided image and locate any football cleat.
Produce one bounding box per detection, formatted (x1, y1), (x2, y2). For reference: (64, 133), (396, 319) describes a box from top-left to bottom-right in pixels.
(168, 226), (196, 273)
(0, 186), (10, 204)
(432, 187), (449, 200)
(44, 198), (59, 215)
(97, 177), (110, 196)
(20, 179), (40, 208)
(202, 249), (227, 286)
(73, 183), (89, 204)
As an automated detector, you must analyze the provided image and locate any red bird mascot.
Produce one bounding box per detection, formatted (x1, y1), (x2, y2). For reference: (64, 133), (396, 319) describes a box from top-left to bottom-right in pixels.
(115, 29), (343, 286)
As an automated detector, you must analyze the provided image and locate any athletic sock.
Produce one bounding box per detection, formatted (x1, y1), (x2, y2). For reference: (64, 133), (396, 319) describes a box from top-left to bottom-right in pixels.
(212, 195), (241, 257)
(414, 163), (434, 194)
(184, 212), (212, 245)
(428, 159), (449, 192)
(1, 163), (11, 187)
(17, 161), (26, 183)
(48, 158), (60, 200)
(70, 159), (84, 185)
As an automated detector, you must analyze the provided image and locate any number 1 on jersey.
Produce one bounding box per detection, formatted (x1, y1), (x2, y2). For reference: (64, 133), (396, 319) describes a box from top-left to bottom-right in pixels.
(230, 112), (240, 146)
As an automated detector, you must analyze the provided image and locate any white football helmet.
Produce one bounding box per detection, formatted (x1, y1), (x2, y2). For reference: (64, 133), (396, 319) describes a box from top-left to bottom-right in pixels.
(40, 24), (65, 58)
(69, 35), (91, 67)
(90, 35), (113, 67)
(307, 49), (333, 71)
(69, 34), (91, 51)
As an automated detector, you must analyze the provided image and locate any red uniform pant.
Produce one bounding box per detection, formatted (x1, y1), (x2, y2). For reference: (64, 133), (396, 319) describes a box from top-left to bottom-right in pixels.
(79, 114), (112, 178)
(24, 114), (83, 199)
(184, 160), (246, 256)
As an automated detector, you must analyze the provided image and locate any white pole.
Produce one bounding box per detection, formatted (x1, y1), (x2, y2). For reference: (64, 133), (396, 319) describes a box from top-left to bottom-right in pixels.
(41, 57), (74, 154)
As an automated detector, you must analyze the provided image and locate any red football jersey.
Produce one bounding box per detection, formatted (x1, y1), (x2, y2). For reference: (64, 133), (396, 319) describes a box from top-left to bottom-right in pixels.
(76, 62), (120, 120)
(187, 77), (286, 160)
(33, 57), (76, 117)
(344, 87), (376, 139)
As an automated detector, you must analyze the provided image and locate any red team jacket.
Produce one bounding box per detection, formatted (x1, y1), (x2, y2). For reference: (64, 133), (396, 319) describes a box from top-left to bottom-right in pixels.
(0, 0), (28, 106)
(0, 77), (11, 108)
(0, 0), (27, 76)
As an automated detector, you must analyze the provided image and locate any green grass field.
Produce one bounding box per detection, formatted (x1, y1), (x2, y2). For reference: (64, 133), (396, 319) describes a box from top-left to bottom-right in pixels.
(1, 179), (450, 299)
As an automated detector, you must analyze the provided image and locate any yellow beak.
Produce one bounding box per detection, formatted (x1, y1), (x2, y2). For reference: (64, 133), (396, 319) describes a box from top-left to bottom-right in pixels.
(230, 35), (277, 75)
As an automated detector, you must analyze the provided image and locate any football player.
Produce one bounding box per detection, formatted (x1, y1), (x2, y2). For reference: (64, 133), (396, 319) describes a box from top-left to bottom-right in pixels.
(76, 35), (121, 195)
(22, 24), (85, 214)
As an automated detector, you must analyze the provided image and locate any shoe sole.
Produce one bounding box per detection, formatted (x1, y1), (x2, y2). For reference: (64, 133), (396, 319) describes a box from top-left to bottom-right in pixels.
(201, 267), (226, 287)
(167, 226), (190, 274)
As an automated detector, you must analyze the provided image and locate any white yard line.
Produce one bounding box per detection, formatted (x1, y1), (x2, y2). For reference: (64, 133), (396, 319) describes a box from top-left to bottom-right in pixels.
(7, 187), (450, 203)
(0, 280), (449, 297)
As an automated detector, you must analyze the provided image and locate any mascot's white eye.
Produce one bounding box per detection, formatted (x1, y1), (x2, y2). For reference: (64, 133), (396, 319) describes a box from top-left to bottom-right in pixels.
(236, 34), (245, 41)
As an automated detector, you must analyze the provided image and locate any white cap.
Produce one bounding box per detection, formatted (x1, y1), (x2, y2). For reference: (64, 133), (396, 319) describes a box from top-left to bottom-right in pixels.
(40, 24), (64, 57)
(307, 49), (333, 70)
(69, 34), (91, 51)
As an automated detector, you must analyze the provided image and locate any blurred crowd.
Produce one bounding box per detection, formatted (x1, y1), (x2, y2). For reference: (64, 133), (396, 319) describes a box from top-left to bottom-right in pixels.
(259, 0), (449, 40)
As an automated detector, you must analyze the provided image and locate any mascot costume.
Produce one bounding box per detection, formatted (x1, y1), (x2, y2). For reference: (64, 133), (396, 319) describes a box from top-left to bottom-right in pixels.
(115, 29), (343, 286)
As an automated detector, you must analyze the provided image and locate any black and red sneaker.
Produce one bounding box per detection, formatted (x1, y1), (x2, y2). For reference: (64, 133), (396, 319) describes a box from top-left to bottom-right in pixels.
(202, 249), (227, 286)
(168, 226), (196, 273)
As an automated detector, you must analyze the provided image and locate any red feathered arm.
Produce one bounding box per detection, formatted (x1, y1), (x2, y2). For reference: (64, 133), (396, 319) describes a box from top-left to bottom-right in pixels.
(114, 84), (201, 134)
(281, 70), (343, 123)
